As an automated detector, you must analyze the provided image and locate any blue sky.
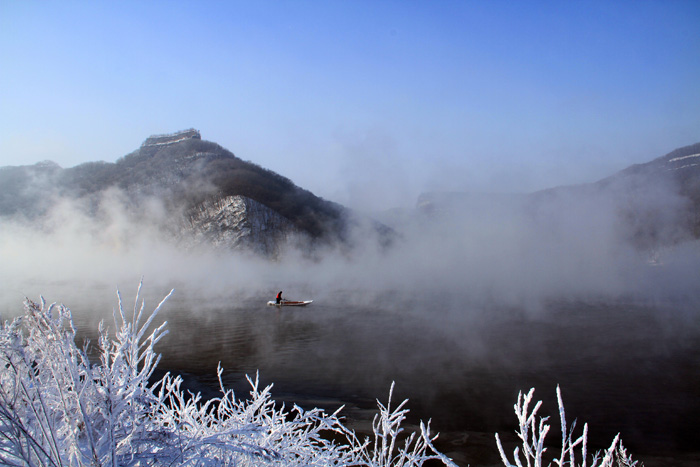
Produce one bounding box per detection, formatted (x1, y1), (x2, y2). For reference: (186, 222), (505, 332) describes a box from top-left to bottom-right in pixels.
(1, 0), (699, 209)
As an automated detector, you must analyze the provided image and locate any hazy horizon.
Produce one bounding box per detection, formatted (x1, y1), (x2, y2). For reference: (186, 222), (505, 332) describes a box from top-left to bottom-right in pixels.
(2, 1), (699, 211)
(2, 168), (698, 318)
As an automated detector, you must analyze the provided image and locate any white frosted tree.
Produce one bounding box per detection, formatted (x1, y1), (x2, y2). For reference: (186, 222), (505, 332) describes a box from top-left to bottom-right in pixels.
(0, 283), (457, 467)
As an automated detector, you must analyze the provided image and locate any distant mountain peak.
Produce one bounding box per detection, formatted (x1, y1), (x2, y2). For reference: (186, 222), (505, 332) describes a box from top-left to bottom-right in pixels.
(141, 129), (201, 148)
(658, 142), (700, 172)
(34, 160), (62, 169)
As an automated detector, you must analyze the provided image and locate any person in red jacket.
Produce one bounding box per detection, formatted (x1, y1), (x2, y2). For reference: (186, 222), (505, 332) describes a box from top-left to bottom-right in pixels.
(276, 291), (283, 304)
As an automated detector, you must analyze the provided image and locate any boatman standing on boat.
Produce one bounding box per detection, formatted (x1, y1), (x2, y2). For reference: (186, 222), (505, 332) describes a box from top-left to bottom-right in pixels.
(276, 291), (283, 304)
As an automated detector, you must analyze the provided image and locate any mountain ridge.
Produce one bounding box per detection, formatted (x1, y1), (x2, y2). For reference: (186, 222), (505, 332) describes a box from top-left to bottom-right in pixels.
(2, 133), (698, 256)
(0, 130), (371, 255)
(412, 142), (700, 253)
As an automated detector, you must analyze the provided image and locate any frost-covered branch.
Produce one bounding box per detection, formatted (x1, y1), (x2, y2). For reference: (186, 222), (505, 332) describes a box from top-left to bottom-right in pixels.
(0, 282), (175, 467)
(344, 382), (458, 467)
(0, 283), (458, 467)
(495, 386), (640, 467)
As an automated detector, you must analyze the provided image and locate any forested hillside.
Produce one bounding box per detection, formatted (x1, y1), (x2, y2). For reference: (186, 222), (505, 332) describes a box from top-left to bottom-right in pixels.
(0, 130), (380, 253)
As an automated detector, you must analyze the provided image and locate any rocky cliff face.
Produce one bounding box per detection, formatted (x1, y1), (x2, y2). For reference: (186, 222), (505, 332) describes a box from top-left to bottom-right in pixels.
(185, 195), (297, 255)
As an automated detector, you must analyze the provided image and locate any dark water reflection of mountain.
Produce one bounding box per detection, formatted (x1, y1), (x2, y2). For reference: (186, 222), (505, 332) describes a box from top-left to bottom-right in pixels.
(73, 293), (700, 466)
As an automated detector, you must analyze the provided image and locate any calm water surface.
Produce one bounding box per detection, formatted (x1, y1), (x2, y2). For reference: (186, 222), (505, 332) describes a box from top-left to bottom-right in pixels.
(72, 292), (700, 465)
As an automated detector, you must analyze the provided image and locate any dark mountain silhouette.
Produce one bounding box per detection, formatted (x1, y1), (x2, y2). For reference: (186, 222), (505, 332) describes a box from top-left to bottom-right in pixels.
(2, 132), (698, 256)
(414, 142), (700, 253)
(0, 130), (391, 254)
(66, 130), (349, 239)
(537, 142), (700, 250)
(596, 141), (700, 240)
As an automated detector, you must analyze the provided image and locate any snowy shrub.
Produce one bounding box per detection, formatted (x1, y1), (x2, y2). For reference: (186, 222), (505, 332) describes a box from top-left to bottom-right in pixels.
(0, 283), (457, 467)
(0, 284), (172, 467)
(495, 386), (640, 467)
(344, 381), (457, 467)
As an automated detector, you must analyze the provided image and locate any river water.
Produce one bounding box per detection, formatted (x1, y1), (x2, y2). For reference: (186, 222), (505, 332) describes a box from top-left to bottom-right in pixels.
(54, 289), (700, 465)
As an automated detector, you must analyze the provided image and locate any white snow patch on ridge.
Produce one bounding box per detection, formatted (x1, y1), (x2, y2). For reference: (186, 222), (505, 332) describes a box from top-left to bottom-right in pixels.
(672, 163), (700, 171)
(145, 135), (195, 147)
(669, 153), (700, 163)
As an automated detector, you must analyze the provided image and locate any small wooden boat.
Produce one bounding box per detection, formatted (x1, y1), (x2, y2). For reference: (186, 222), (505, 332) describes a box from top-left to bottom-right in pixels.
(267, 300), (313, 307)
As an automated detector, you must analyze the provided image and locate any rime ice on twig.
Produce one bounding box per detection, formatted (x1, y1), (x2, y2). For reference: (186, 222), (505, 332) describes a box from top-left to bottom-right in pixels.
(344, 382), (458, 467)
(0, 284), (458, 467)
(495, 386), (640, 467)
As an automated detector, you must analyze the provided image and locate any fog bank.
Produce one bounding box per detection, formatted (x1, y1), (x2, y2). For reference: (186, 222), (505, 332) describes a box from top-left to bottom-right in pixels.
(1, 180), (699, 318)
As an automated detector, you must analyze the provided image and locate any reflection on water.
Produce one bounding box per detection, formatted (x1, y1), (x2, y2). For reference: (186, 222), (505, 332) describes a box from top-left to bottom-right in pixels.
(73, 294), (700, 464)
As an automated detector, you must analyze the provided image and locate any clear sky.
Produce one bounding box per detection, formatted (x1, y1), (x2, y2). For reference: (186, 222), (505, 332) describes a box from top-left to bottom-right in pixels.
(1, 0), (699, 210)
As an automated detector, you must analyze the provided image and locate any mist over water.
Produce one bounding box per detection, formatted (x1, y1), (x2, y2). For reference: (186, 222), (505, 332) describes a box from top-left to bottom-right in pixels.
(1, 182), (700, 463)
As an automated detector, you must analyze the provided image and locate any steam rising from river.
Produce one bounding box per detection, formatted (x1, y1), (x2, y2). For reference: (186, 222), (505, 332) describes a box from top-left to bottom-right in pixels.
(1, 181), (699, 315)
